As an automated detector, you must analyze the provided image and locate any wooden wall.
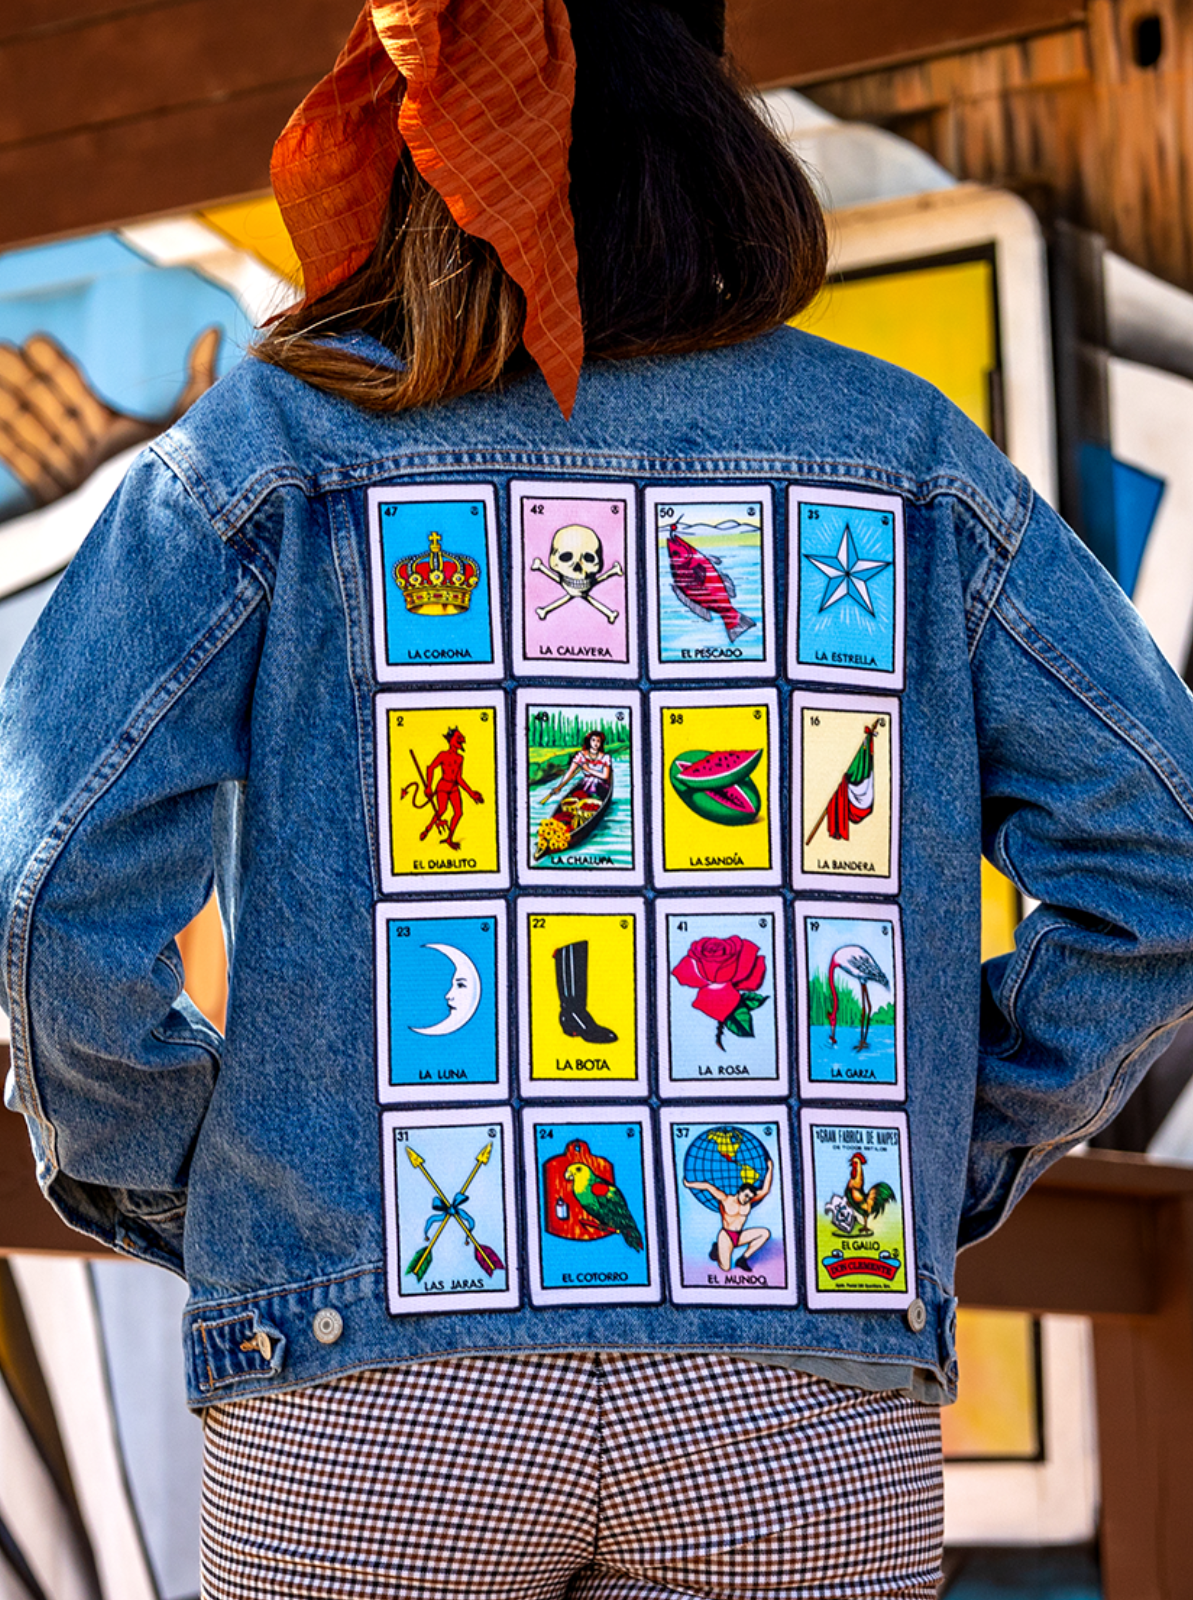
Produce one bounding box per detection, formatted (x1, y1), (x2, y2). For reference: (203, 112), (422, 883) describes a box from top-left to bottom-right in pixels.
(799, 0), (1193, 293)
(0, 0), (1151, 259)
(0, 0), (359, 250)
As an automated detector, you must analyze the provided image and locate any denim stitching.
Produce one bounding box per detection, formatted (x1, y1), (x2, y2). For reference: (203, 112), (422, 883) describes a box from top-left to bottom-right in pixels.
(328, 497), (381, 897)
(995, 592), (1193, 825)
(151, 437), (279, 591)
(3, 576), (265, 1134)
(193, 455), (1026, 550)
(184, 1338), (951, 1409)
(982, 1005), (1193, 1240)
(985, 913), (1070, 1059)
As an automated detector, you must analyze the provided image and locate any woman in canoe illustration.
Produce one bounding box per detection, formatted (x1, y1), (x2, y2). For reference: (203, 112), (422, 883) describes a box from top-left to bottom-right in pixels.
(547, 728), (612, 801)
(535, 729), (613, 861)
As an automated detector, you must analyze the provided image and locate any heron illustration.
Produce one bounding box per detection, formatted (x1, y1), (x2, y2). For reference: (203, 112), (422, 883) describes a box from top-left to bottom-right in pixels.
(826, 945), (890, 1050)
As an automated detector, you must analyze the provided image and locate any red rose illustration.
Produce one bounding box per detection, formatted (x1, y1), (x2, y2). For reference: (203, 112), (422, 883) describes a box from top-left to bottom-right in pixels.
(672, 936), (768, 1037)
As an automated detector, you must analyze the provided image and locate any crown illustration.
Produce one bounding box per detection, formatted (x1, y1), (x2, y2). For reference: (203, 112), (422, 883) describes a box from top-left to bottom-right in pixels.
(393, 530), (481, 616)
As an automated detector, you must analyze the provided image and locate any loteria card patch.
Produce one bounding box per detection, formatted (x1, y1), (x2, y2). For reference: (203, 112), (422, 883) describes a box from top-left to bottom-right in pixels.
(801, 1110), (916, 1310)
(517, 690), (644, 885)
(376, 691), (508, 893)
(644, 486), (776, 678)
(367, 485), (502, 681)
(522, 1109), (660, 1305)
(789, 485), (905, 691)
(791, 692), (900, 894)
(651, 689), (781, 887)
(518, 898), (647, 1097)
(382, 1107), (519, 1314)
(656, 898), (788, 1098)
(659, 1107), (797, 1306)
(374, 901), (507, 1103)
(796, 902), (904, 1101)
(510, 481), (638, 678)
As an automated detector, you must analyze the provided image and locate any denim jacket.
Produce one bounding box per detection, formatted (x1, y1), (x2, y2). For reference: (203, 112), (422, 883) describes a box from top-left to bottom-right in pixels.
(4, 325), (1193, 1409)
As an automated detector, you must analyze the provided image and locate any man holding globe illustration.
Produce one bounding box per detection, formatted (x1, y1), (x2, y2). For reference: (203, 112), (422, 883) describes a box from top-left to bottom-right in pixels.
(685, 1157), (775, 1271)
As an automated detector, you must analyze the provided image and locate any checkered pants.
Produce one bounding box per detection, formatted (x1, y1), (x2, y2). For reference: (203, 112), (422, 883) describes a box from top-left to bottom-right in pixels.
(201, 1353), (942, 1599)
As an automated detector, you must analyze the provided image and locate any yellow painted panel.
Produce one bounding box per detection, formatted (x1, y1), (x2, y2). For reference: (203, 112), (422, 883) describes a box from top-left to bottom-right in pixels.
(798, 258), (996, 433)
(981, 856), (1020, 961)
(942, 1307), (1041, 1459)
(200, 195), (302, 285)
(797, 257), (1019, 962)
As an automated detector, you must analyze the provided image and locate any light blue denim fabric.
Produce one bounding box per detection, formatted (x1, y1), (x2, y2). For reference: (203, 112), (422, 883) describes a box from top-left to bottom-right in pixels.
(3, 325), (1193, 1408)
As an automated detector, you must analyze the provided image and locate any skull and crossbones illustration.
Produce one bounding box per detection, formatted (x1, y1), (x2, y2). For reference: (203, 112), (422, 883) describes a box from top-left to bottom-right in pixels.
(531, 524), (623, 624)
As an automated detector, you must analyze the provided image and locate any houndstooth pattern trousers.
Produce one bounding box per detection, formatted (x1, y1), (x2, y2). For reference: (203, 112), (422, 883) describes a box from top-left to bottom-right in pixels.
(201, 1352), (943, 1600)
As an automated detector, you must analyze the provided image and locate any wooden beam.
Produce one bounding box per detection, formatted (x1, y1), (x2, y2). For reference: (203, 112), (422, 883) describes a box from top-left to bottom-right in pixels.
(0, 1058), (112, 1258)
(0, 86), (316, 250)
(728, 0), (1090, 87)
(0, 0), (359, 253)
(0, 0), (359, 147)
(956, 1149), (1193, 1316)
(0, 0), (1103, 253)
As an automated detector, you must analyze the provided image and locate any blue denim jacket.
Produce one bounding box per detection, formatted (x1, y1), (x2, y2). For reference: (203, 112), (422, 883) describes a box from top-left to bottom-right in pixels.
(4, 325), (1193, 1409)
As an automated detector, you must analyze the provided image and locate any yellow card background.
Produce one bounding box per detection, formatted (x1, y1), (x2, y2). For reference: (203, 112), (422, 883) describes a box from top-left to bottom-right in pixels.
(660, 702), (772, 874)
(528, 913), (639, 1080)
(386, 705), (500, 876)
(800, 705), (892, 879)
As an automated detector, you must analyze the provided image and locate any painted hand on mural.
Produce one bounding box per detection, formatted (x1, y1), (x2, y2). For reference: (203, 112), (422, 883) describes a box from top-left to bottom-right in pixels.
(0, 325), (221, 508)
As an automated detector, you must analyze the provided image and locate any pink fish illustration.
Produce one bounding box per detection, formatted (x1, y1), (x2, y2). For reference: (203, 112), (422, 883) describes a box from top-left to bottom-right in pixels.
(666, 531), (757, 643)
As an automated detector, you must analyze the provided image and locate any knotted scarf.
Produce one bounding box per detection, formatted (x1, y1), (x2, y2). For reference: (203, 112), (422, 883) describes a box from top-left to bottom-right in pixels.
(272, 0), (581, 415)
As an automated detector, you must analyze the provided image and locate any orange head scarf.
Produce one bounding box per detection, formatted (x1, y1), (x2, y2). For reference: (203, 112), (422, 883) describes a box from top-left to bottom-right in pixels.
(271, 0), (582, 416)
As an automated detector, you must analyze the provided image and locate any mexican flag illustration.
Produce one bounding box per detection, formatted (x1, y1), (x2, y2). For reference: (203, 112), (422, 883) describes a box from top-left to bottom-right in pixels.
(824, 725), (876, 841)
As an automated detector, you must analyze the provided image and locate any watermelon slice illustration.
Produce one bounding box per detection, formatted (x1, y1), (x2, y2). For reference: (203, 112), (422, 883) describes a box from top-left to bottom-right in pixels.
(682, 779), (761, 824)
(668, 749), (763, 825)
(669, 749), (763, 792)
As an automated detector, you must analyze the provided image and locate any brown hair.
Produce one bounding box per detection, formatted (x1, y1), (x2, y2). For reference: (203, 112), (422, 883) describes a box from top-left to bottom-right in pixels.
(254, 1), (826, 412)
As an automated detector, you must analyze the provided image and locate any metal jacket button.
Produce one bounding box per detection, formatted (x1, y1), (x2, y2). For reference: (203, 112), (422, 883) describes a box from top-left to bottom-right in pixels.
(312, 1308), (343, 1345)
(905, 1298), (927, 1333)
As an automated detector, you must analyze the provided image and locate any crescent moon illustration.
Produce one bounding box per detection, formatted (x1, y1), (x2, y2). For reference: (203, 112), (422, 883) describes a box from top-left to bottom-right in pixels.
(410, 944), (482, 1036)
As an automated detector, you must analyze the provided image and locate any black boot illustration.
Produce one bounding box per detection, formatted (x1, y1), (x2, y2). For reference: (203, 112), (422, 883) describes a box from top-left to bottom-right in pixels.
(554, 941), (618, 1044)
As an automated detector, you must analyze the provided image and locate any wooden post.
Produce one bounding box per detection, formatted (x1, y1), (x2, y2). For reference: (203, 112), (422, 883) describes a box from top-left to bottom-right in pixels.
(957, 1155), (1193, 1600)
(1090, 1197), (1193, 1600)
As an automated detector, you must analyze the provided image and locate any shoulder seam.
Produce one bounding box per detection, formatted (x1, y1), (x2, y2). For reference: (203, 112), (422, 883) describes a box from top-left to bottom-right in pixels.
(149, 437), (279, 592)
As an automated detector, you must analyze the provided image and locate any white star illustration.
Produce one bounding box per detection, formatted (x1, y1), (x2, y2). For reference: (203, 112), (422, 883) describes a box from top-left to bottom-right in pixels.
(805, 525), (892, 615)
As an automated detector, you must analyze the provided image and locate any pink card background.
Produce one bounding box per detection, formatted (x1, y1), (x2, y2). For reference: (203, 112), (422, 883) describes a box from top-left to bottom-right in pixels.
(520, 497), (630, 661)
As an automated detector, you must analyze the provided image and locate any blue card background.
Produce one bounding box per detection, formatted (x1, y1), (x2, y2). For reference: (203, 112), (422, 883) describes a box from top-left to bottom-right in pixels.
(386, 915), (499, 1086)
(379, 498), (494, 665)
(535, 1120), (651, 1289)
(670, 1119), (787, 1289)
(797, 503), (896, 674)
(804, 914), (898, 1086)
(393, 1121), (509, 1299)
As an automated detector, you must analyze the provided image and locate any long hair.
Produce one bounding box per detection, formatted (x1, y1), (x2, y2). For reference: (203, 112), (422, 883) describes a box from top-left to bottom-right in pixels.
(254, 1), (826, 411)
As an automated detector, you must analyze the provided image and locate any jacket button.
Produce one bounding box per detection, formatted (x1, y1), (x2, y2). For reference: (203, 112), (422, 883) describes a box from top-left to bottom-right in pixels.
(906, 1298), (927, 1333)
(312, 1308), (343, 1345)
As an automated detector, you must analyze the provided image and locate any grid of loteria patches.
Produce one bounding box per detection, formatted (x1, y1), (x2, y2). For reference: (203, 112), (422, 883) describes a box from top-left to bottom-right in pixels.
(366, 478), (915, 1316)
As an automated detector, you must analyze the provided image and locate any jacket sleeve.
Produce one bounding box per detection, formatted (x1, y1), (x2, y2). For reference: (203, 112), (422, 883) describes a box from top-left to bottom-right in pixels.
(961, 483), (1193, 1247)
(0, 446), (268, 1272)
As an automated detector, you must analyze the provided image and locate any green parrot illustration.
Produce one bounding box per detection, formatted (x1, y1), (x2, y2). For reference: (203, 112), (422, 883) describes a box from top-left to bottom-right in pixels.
(563, 1161), (644, 1252)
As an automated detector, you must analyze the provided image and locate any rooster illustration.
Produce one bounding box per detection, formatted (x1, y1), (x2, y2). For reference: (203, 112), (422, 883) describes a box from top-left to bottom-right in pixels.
(843, 1151), (895, 1237)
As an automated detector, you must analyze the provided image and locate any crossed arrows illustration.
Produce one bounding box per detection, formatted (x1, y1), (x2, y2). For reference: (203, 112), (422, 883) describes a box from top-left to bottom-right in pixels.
(405, 1141), (505, 1282)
